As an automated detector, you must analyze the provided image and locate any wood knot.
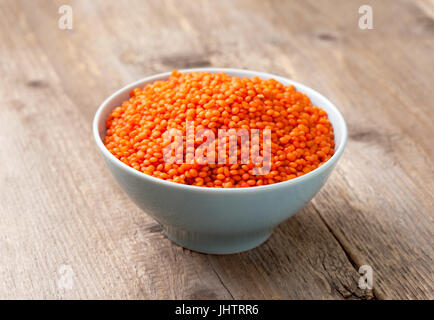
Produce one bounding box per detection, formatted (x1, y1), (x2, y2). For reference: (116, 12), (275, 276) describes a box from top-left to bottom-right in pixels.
(26, 79), (48, 88)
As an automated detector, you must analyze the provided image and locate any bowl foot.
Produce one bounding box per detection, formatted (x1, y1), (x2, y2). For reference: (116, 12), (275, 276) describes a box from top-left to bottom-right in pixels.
(162, 226), (273, 254)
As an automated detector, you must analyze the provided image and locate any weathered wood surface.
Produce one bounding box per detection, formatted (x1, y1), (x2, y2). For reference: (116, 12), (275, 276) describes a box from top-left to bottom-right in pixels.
(0, 0), (432, 299)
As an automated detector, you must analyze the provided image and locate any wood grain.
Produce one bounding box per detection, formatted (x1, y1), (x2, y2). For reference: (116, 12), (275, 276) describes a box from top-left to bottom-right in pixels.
(0, 0), (432, 299)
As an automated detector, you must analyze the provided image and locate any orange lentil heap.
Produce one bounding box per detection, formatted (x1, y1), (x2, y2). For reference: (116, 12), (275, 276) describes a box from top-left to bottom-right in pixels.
(104, 71), (335, 188)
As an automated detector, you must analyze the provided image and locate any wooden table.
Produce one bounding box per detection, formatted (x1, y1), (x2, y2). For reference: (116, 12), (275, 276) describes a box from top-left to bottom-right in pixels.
(0, 0), (432, 300)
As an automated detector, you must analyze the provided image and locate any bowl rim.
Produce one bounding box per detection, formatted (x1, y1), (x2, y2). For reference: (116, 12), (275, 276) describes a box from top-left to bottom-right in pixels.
(93, 68), (347, 193)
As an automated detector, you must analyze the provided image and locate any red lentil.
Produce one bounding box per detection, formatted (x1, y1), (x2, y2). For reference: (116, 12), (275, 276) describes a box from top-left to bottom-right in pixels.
(104, 71), (335, 188)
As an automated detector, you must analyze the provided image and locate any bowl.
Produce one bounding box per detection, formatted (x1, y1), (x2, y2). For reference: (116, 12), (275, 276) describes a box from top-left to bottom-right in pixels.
(93, 68), (347, 254)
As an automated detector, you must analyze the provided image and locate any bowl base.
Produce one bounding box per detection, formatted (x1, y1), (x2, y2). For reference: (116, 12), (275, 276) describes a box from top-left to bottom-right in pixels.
(163, 226), (273, 254)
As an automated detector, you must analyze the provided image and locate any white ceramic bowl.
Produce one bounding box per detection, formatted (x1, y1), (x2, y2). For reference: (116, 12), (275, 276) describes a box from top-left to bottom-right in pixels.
(93, 68), (347, 254)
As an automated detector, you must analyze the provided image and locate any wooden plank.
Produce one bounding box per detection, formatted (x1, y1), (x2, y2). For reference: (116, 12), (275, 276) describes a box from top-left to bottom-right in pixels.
(0, 0), (432, 299)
